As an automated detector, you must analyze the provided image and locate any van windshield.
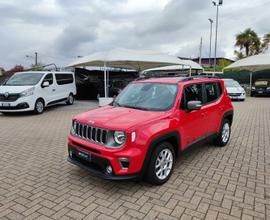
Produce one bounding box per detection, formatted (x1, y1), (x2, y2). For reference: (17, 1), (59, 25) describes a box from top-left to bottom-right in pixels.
(5, 72), (45, 86)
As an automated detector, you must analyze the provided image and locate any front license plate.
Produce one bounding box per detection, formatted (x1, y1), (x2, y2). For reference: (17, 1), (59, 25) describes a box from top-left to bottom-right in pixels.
(77, 150), (91, 161)
(258, 91), (263, 94)
(1, 103), (10, 107)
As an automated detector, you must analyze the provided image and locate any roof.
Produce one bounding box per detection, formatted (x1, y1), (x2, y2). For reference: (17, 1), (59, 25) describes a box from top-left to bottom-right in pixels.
(134, 76), (221, 84)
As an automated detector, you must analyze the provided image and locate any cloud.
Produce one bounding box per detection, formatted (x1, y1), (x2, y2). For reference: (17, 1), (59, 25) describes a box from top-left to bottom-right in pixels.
(0, 0), (269, 69)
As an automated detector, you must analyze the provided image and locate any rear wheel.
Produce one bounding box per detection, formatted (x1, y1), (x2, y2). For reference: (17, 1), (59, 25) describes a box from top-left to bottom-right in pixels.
(34, 99), (44, 114)
(66, 94), (74, 105)
(214, 119), (231, 147)
(145, 142), (175, 185)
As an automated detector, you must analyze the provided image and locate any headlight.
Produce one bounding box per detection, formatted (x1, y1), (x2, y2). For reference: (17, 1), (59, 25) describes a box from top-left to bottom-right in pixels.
(70, 120), (76, 135)
(252, 86), (255, 90)
(267, 87), (270, 90)
(20, 87), (35, 97)
(114, 131), (126, 145)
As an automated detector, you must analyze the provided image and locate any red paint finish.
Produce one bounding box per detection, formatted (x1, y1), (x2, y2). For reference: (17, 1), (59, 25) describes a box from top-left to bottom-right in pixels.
(68, 77), (233, 177)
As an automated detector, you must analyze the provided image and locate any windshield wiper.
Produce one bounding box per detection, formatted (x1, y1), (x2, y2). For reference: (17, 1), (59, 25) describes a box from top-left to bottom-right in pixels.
(123, 105), (149, 111)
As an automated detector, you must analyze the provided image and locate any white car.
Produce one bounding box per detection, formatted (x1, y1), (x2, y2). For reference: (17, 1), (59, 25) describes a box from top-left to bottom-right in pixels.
(0, 71), (76, 114)
(223, 79), (246, 101)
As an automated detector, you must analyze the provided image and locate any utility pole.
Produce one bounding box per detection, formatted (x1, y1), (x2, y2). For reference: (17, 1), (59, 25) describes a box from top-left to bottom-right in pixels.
(208, 18), (213, 67)
(199, 37), (202, 66)
(35, 52), (38, 66)
(212, 0), (223, 73)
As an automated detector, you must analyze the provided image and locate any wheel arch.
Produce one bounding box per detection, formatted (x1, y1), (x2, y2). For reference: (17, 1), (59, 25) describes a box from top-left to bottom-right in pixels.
(140, 131), (180, 178)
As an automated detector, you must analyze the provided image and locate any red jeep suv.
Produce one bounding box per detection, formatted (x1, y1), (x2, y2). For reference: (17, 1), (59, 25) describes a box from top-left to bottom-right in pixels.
(68, 77), (233, 185)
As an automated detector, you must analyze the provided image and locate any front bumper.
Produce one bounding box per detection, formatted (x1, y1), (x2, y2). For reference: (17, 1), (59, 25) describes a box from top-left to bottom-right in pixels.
(67, 147), (138, 180)
(67, 135), (145, 179)
(228, 93), (246, 100)
(251, 89), (270, 96)
(0, 96), (35, 112)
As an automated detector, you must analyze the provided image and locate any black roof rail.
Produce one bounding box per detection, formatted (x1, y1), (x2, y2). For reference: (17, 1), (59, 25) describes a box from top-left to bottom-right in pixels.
(178, 75), (219, 82)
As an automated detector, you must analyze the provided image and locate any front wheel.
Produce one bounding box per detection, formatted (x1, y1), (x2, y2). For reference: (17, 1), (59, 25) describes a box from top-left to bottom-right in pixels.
(214, 119), (231, 147)
(145, 142), (175, 185)
(34, 99), (44, 114)
(66, 94), (74, 105)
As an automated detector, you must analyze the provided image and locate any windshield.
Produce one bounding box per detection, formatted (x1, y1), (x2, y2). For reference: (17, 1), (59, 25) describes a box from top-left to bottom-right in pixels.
(5, 72), (44, 86)
(113, 83), (178, 111)
(224, 80), (240, 88)
(255, 81), (268, 86)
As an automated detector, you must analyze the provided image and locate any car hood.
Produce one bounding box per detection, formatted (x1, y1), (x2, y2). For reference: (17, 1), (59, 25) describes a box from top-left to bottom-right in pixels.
(0, 85), (34, 94)
(74, 105), (168, 131)
(226, 87), (244, 93)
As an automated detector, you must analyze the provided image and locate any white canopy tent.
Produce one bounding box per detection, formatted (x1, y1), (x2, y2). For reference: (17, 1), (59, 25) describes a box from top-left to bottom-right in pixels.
(224, 53), (270, 91)
(67, 48), (190, 98)
(144, 60), (203, 72)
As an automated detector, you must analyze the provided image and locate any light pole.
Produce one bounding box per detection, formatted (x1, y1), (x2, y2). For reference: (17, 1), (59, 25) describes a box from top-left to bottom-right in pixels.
(208, 18), (213, 68)
(212, 0), (223, 73)
(26, 52), (38, 66)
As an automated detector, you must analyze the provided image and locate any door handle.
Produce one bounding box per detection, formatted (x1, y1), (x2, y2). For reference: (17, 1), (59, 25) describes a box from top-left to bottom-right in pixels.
(52, 89), (56, 92)
(219, 106), (223, 110)
(201, 113), (206, 117)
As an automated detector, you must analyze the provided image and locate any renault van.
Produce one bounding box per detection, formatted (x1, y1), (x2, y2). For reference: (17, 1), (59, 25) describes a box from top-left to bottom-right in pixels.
(0, 71), (76, 114)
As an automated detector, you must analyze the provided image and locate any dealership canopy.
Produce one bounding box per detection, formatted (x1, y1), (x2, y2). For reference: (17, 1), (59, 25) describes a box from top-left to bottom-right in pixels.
(224, 53), (270, 91)
(225, 53), (270, 71)
(67, 48), (190, 97)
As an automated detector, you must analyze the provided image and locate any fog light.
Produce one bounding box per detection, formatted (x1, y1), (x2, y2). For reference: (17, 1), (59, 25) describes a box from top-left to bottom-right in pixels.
(69, 150), (73, 158)
(118, 158), (130, 169)
(106, 165), (113, 174)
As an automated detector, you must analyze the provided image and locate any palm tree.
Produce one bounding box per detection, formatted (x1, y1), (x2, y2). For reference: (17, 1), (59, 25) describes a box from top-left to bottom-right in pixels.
(235, 28), (261, 58)
(261, 33), (270, 52)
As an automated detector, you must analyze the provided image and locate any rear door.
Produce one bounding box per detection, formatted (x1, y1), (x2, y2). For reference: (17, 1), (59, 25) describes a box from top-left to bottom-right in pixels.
(55, 73), (74, 100)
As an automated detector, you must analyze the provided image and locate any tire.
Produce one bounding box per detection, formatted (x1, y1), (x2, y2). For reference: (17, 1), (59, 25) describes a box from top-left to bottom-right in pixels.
(34, 99), (45, 114)
(214, 119), (231, 147)
(66, 94), (74, 105)
(145, 142), (175, 185)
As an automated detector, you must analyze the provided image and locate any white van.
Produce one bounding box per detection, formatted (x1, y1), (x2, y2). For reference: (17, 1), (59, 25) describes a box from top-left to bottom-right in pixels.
(0, 71), (77, 114)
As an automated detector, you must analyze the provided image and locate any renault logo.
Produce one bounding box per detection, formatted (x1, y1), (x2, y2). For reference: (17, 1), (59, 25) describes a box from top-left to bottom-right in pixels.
(4, 92), (9, 98)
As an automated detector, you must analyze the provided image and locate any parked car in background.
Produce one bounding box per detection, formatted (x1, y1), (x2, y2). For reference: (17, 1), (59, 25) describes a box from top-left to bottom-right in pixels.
(223, 79), (246, 101)
(251, 79), (270, 97)
(0, 71), (76, 114)
(68, 76), (233, 185)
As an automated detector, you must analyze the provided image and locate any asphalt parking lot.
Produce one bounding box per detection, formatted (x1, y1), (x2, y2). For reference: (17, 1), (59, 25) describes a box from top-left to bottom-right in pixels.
(0, 98), (269, 220)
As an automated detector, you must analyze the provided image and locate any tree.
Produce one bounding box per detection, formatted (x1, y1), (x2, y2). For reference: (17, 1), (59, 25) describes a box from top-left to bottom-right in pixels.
(261, 33), (270, 52)
(235, 28), (261, 58)
(5, 65), (24, 76)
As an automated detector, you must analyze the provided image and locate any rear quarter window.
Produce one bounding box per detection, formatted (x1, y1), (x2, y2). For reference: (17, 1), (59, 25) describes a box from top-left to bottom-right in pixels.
(55, 74), (74, 85)
(205, 82), (222, 104)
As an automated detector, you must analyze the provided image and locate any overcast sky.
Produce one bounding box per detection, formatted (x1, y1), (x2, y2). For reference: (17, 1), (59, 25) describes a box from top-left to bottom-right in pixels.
(0, 0), (269, 69)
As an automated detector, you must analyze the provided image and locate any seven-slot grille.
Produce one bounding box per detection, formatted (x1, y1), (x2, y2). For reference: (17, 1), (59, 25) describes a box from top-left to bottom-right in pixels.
(74, 122), (108, 145)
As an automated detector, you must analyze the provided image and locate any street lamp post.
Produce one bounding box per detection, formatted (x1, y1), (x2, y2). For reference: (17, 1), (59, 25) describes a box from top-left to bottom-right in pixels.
(208, 18), (213, 68)
(212, 0), (223, 73)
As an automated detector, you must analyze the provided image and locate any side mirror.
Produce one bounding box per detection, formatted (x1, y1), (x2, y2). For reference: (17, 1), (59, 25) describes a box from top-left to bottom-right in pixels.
(42, 81), (50, 88)
(187, 101), (202, 111)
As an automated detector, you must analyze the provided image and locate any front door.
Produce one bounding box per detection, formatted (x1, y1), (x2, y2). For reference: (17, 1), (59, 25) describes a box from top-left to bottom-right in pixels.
(40, 73), (56, 104)
(179, 83), (208, 149)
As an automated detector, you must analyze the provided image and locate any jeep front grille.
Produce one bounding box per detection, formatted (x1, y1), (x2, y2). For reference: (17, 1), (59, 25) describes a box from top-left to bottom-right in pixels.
(73, 122), (108, 145)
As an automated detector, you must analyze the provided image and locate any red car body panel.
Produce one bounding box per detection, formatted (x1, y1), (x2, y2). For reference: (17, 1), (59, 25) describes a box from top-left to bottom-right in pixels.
(68, 77), (233, 178)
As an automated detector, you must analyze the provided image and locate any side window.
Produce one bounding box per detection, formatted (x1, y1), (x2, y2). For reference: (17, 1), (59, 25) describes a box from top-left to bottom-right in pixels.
(55, 74), (74, 85)
(180, 83), (203, 109)
(205, 82), (222, 103)
(43, 74), (53, 85)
